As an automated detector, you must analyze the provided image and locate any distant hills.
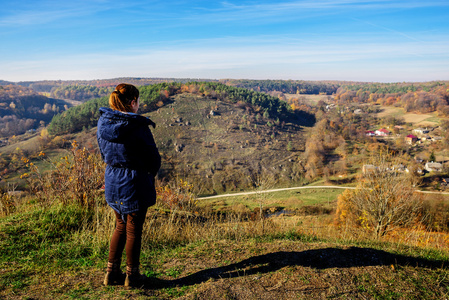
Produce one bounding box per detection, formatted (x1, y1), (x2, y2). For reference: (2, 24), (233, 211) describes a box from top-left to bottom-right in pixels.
(0, 85), (67, 137)
(2, 77), (449, 194)
(2, 77), (448, 138)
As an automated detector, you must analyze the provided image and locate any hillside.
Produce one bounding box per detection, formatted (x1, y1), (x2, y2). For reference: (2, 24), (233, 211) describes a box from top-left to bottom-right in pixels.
(0, 85), (68, 137)
(43, 83), (313, 195)
(148, 93), (309, 195)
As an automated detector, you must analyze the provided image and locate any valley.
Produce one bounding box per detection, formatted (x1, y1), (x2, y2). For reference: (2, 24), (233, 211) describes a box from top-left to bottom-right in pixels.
(0, 78), (449, 299)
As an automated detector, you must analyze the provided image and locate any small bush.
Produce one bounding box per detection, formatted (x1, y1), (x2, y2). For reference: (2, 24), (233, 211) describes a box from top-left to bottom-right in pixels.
(156, 179), (197, 212)
(0, 191), (14, 217)
(22, 141), (105, 208)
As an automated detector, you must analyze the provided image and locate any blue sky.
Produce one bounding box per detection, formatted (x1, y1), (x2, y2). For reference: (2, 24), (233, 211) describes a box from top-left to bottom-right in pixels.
(1, 0), (449, 82)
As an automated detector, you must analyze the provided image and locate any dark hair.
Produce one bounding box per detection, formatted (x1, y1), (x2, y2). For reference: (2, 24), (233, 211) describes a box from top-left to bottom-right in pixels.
(109, 83), (139, 112)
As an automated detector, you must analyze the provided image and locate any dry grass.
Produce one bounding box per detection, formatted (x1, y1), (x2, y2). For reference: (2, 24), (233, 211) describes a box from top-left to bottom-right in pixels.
(1, 187), (449, 300)
(284, 93), (332, 105)
(375, 105), (440, 125)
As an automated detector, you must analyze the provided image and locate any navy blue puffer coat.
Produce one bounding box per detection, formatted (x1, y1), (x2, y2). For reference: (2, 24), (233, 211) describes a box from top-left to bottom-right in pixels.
(97, 107), (161, 214)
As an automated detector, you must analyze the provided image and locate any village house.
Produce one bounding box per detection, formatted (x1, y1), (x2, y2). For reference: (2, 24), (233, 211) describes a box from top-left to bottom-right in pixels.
(405, 134), (418, 145)
(362, 164), (377, 175)
(365, 130), (375, 137)
(425, 162), (443, 173)
(420, 136), (434, 144)
(325, 104), (336, 111)
(413, 128), (430, 135)
(392, 164), (406, 172)
(405, 166), (424, 175)
(375, 128), (390, 136)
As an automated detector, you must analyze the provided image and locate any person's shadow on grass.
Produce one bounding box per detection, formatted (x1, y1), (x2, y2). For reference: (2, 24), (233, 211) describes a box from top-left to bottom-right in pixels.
(143, 246), (448, 290)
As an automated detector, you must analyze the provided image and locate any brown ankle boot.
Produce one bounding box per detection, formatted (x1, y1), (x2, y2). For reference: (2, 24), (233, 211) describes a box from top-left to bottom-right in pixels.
(103, 261), (125, 286)
(124, 266), (147, 287)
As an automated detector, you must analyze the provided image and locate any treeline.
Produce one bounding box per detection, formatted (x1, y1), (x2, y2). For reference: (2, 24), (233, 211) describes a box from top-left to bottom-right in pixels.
(50, 85), (113, 101)
(222, 79), (340, 95)
(17, 78), (217, 94)
(48, 82), (292, 135)
(340, 81), (446, 94)
(335, 82), (449, 115)
(0, 85), (66, 137)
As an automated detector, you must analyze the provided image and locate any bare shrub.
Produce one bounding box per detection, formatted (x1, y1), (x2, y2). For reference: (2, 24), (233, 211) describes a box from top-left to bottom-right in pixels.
(335, 153), (423, 238)
(22, 141), (105, 208)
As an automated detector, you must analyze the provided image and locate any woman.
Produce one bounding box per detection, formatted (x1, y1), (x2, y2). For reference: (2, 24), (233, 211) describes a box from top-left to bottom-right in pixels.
(97, 83), (161, 287)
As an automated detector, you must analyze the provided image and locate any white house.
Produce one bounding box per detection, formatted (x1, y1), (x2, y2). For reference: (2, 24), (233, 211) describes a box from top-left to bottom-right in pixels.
(413, 128), (430, 135)
(425, 162), (443, 172)
(375, 128), (390, 136)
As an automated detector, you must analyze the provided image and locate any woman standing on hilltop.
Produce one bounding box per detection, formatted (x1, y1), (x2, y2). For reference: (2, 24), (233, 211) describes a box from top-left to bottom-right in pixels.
(97, 83), (161, 287)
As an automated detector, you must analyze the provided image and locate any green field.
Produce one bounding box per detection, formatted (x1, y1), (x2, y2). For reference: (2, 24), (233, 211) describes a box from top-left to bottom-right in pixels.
(199, 187), (345, 211)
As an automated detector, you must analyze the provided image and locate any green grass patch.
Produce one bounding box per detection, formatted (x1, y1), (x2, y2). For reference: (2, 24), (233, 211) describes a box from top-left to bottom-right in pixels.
(201, 186), (345, 211)
(0, 203), (100, 273)
(421, 116), (441, 124)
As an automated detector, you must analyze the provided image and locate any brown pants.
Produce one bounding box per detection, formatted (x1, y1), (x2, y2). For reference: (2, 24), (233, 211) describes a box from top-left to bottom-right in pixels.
(108, 209), (147, 270)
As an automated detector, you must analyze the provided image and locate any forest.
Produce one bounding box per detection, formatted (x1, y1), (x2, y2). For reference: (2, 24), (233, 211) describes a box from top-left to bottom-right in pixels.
(223, 79), (340, 95)
(335, 81), (449, 115)
(16, 78), (215, 98)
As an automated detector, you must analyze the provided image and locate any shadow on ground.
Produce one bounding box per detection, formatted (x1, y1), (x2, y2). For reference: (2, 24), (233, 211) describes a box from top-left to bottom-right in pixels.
(143, 246), (447, 290)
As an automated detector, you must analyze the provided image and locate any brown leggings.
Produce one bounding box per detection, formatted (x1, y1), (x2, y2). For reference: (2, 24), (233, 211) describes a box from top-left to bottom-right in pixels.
(108, 209), (147, 270)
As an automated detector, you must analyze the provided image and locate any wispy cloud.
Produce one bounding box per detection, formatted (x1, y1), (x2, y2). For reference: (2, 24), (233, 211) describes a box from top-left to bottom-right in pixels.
(351, 18), (424, 43)
(185, 0), (449, 22)
(125, 0), (449, 32)
(0, 0), (116, 27)
(3, 34), (448, 81)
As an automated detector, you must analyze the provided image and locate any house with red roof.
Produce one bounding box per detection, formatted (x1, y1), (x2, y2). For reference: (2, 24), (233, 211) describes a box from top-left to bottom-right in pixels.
(375, 128), (390, 136)
(405, 134), (418, 145)
(365, 130), (375, 137)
